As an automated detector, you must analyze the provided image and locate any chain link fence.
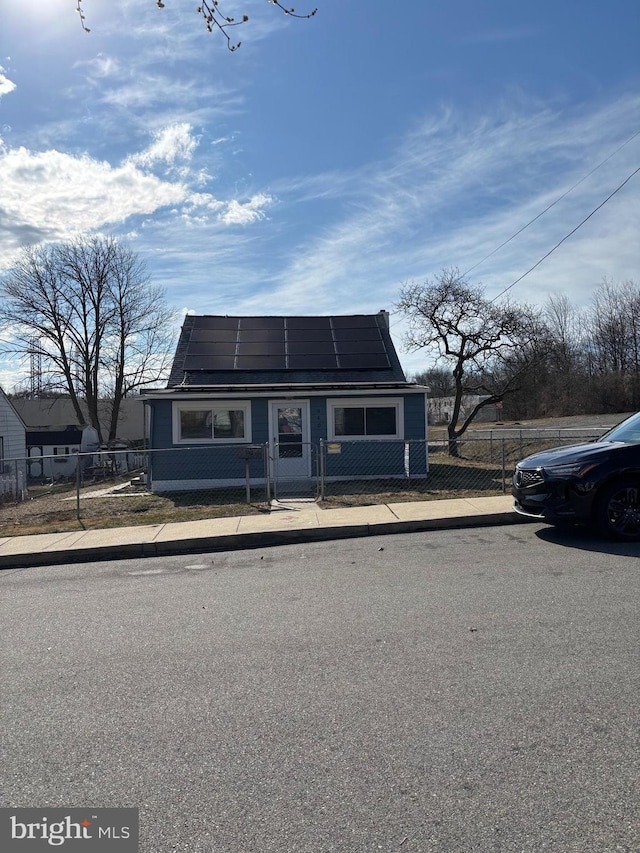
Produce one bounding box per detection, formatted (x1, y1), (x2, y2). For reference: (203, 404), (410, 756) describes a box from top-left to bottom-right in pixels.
(0, 428), (608, 532)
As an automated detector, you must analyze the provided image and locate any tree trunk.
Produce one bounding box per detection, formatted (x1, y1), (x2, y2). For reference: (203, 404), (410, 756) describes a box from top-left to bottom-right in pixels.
(447, 424), (460, 458)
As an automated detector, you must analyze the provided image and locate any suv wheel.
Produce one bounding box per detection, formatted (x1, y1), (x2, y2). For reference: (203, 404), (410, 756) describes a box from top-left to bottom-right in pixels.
(596, 478), (640, 541)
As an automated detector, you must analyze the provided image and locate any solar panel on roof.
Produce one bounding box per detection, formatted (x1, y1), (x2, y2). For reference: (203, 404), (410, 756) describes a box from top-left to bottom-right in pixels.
(179, 315), (393, 372)
(337, 339), (386, 355)
(185, 341), (237, 356)
(183, 355), (236, 370)
(238, 342), (286, 356)
(339, 354), (390, 369)
(289, 354), (339, 369)
(286, 329), (333, 342)
(236, 355), (287, 369)
(240, 328), (287, 343)
(240, 317), (285, 330)
(287, 317), (332, 330)
(288, 339), (335, 355)
(190, 328), (238, 343)
(333, 326), (382, 341)
(193, 316), (239, 330)
(332, 315), (378, 328)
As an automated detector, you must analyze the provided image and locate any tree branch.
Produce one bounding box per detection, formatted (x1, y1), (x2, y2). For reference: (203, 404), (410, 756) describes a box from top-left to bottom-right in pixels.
(75, 0), (318, 51)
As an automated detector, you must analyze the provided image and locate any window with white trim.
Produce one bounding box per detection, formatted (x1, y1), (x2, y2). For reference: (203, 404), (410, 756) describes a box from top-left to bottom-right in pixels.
(327, 398), (402, 440)
(173, 402), (251, 443)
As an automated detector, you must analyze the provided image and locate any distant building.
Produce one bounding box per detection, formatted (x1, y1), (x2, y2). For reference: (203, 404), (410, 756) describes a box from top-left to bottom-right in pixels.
(11, 397), (146, 444)
(428, 395), (497, 425)
(0, 387), (27, 499)
(25, 425), (100, 482)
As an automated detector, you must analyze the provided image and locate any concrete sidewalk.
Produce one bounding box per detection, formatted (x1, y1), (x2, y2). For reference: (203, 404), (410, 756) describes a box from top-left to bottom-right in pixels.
(0, 495), (528, 569)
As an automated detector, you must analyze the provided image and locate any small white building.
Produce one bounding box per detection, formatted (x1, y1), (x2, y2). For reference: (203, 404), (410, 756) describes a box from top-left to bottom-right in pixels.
(0, 387), (28, 499)
(26, 425), (100, 482)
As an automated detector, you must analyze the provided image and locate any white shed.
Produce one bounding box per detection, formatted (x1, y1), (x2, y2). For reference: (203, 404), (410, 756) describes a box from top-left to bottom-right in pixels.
(0, 388), (28, 499)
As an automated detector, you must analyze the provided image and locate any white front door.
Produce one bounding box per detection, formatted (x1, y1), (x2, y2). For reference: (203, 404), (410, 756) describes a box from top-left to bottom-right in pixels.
(269, 400), (311, 480)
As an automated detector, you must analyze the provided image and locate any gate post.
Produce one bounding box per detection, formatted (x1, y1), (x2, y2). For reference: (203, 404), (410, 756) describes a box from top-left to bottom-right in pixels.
(263, 442), (271, 505)
(319, 439), (325, 500)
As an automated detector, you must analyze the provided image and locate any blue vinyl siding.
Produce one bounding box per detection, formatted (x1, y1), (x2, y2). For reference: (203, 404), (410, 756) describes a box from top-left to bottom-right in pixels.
(251, 398), (269, 443)
(403, 393), (427, 441)
(150, 444), (265, 485)
(310, 397), (328, 444)
(322, 394), (427, 478)
(145, 392), (427, 484)
(149, 400), (172, 446)
(147, 398), (267, 487)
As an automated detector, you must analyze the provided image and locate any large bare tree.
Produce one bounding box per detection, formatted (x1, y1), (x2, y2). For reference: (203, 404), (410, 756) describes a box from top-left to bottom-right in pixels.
(0, 236), (176, 443)
(397, 268), (549, 454)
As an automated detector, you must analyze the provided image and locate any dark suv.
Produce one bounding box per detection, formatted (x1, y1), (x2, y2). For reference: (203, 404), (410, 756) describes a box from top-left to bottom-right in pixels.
(512, 411), (640, 540)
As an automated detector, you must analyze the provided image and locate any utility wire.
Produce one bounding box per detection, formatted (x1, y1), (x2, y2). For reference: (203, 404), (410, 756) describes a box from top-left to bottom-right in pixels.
(491, 164), (640, 302)
(462, 127), (640, 278)
(389, 128), (640, 330)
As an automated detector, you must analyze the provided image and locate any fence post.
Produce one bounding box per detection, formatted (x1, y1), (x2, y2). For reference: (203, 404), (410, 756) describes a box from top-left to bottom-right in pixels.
(263, 442), (271, 505)
(76, 455), (82, 522)
(319, 439), (325, 501)
(501, 438), (507, 493)
(14, 459), (19, 505)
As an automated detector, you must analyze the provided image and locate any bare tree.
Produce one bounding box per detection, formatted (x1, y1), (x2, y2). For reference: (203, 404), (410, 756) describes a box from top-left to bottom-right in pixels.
(0, 237), (176, 443)
(397, 268), (549, 454)
(536, 294), (586, 415)
(410, 366), (455, 397)
(76, 0), (317, 50)
(586, 278), (640, 410)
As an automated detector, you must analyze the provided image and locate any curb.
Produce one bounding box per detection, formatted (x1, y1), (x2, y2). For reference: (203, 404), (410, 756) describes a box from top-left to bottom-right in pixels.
(0, 511), (532, 569)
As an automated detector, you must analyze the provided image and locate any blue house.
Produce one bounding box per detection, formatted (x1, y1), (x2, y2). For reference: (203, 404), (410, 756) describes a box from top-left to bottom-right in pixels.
(142, 311), (428, 494)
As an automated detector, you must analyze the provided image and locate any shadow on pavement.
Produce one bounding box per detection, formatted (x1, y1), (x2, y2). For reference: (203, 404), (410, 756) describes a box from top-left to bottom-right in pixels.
(535, 523), (640, 557)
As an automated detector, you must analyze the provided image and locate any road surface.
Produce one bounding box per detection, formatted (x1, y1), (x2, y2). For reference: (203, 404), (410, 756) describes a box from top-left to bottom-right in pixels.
(1, 524), (638, 852)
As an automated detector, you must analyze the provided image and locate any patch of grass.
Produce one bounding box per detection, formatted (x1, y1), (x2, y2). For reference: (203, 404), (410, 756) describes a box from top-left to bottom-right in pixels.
(0, 488), (266, 538)
(320, 459), (506, 509)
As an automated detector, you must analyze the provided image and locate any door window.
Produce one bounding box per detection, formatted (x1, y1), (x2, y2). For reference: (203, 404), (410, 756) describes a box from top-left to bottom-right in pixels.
(277, 407), (303, 457)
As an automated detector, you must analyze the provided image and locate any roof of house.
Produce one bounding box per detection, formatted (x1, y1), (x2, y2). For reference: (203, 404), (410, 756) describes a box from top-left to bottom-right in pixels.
(12, 397), (145, 442)
(0, 387), (28, 430)
(166, 312), (410, 390)
(26, 427), (84, 446)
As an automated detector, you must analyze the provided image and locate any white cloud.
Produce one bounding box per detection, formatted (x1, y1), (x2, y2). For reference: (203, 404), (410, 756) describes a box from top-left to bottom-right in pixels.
(0, 68), (16, 97)
(75, 53), (121, 79)
(0, 143), (205, 259)
(0, 116), (275, 269)
(218, 193), (272, 225)
(128, 122), (199, 169)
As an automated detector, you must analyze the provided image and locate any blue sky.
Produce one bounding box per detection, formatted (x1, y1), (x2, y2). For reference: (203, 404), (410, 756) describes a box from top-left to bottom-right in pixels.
(1, 0), (639, 383)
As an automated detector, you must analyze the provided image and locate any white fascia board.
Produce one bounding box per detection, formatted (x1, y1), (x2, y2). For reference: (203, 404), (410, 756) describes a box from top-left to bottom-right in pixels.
(144, 386), (426, 401)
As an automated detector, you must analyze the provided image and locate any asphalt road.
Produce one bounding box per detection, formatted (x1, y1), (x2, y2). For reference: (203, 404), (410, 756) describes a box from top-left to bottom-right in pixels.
(1, 524), (639, 852)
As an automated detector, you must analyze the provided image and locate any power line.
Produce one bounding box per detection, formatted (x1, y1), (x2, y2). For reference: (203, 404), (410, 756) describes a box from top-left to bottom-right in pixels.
(491, 164), (640, 302)
(389, 128), (640, 330)
(462, 127), (640, 278)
